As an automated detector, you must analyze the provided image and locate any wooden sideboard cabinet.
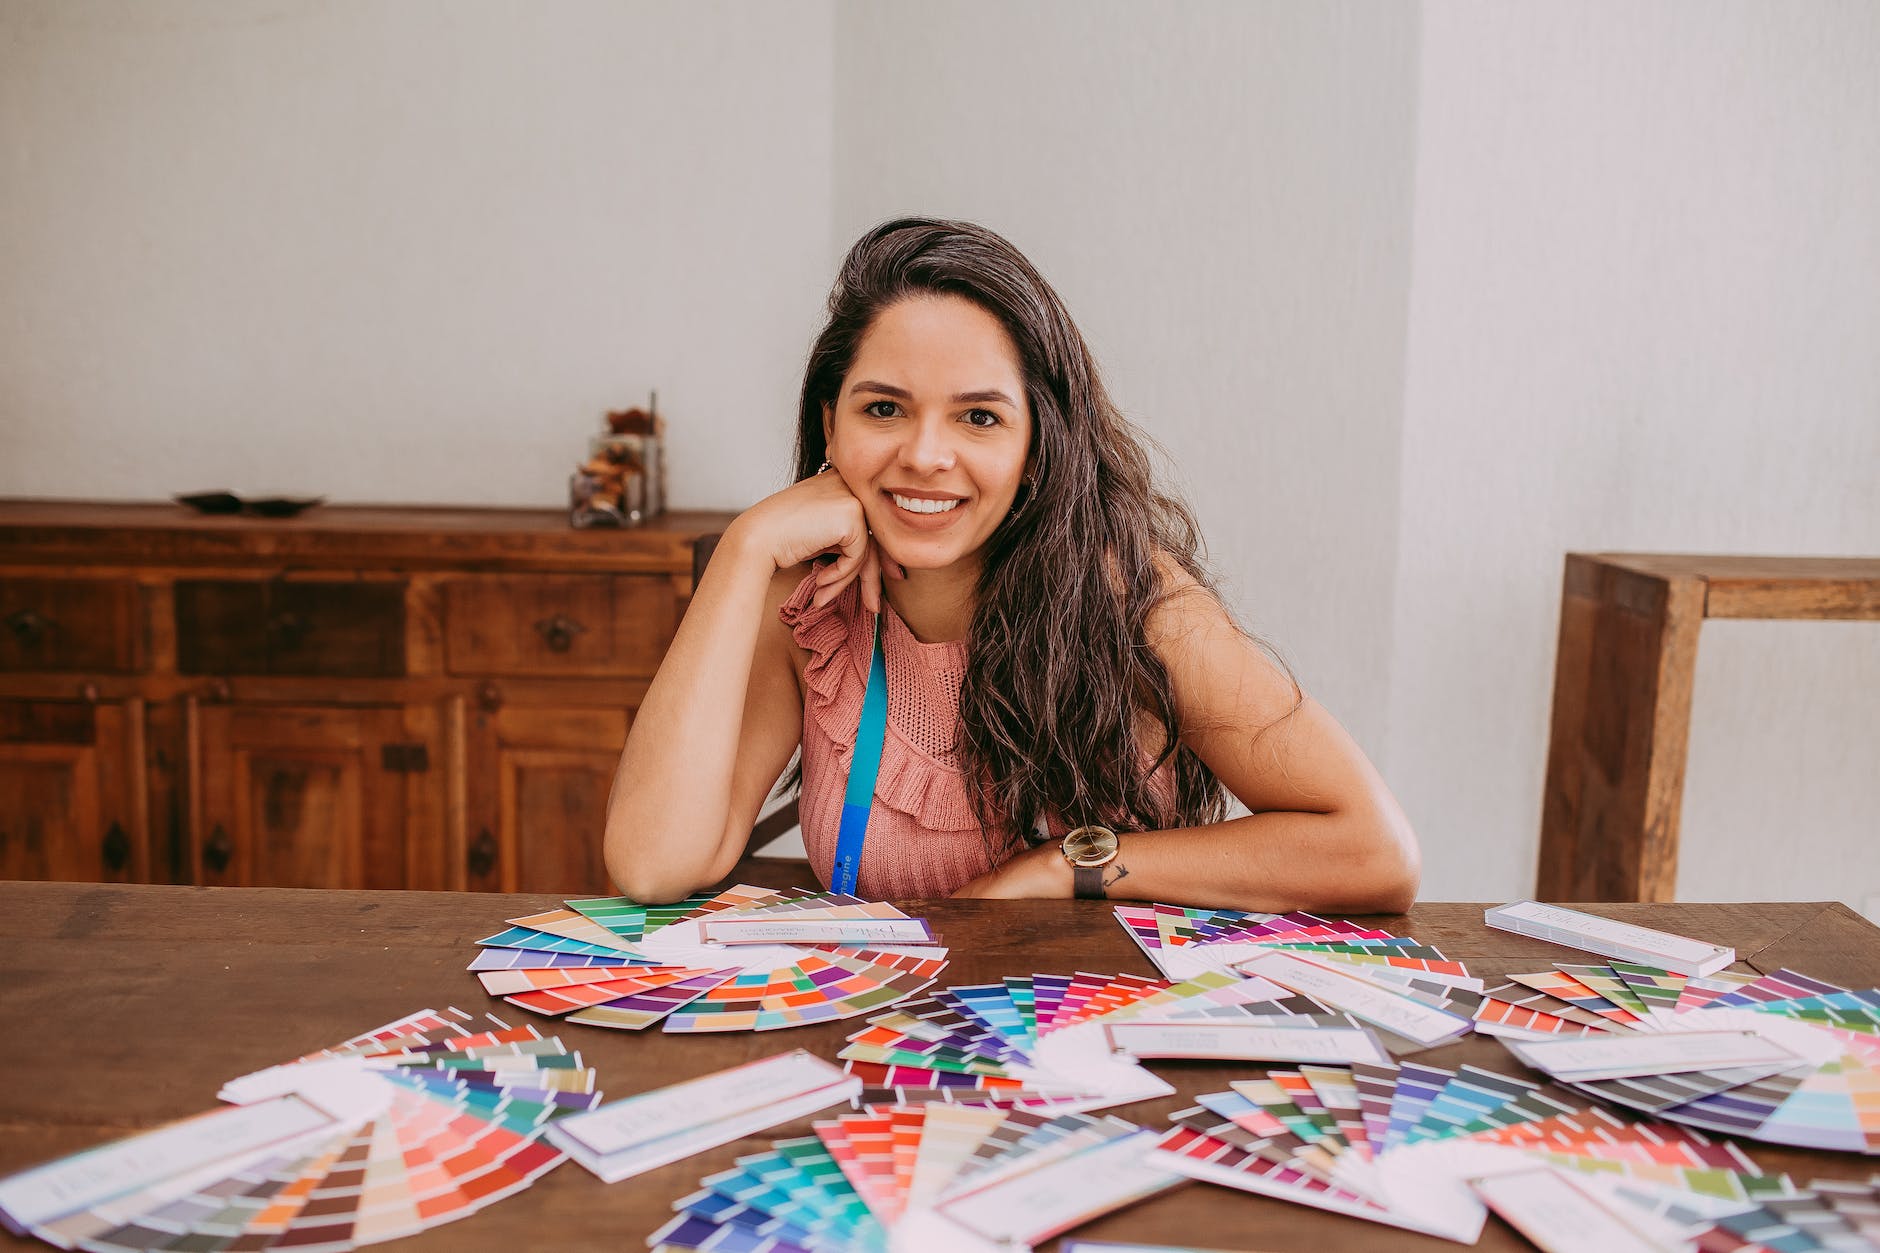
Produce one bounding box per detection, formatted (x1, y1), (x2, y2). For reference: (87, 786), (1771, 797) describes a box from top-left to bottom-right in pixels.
(0, 501), (735, 893)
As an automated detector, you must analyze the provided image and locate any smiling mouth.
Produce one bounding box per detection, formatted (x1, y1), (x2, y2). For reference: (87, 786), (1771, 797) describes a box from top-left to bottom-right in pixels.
(889, 493), (963, 515)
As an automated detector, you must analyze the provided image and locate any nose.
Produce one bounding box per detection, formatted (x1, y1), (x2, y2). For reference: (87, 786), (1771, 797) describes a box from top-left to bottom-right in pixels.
(898, 413), (957, 476)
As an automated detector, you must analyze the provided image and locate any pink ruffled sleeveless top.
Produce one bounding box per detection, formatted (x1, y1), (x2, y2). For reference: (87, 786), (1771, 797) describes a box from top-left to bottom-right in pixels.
(779, 572), (1007, 898)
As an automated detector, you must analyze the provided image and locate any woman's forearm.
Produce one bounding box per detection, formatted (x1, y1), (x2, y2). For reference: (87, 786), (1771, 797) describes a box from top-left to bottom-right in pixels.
(1114, 809), (1420, 913)
(961, 805), (1421, 914)
(602, 521), (778, 901)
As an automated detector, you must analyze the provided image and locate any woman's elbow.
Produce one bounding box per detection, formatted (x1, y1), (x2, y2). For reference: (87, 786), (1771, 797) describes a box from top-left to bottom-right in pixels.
(605, 849), (700, 906)
(603, 820), (693, 905)
(1357, 812), (1421, 915)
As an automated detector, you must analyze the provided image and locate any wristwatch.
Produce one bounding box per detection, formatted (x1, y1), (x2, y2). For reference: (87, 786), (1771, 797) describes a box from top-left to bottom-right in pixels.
(1060, 825), (1120, 900)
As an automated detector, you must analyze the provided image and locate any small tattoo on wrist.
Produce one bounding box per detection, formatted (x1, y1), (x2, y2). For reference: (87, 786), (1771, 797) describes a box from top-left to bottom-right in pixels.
(1102, 863), (1130, 889)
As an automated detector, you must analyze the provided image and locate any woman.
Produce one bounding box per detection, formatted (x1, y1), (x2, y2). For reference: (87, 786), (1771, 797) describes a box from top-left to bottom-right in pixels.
(604, 218), (1419, 912)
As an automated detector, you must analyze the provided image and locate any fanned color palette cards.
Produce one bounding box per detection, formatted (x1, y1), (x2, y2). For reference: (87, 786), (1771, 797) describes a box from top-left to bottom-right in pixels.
(649, 1103), (1182, 1253)
(1471, 1164), (1880, 1253)
(1151, 1062), (1798, 1244)
(1488, 960), (1880, 1155)
(0, 1007), (597, 1251)
(472, 884), (947, 1033)
(841, 967), (1386, 1113)
(1114, 904), (1482, 1050)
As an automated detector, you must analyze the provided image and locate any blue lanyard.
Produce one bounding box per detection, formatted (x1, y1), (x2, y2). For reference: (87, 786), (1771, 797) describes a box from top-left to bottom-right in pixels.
(831, 614), (887, 895)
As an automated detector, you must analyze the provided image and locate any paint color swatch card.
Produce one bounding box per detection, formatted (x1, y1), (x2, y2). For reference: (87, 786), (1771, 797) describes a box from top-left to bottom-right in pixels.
(0, 1095), (347, 1239)
(697, 909), (937, 946)
(548, 1051), (859, 1182)
(1490, 961), (1880, 1154)
(1505, 1030), (1804, 1081)
(1234, 950), (1475, 1051)
(838, 970), (1311, 1114)
(1150, 1061), (1576, 1243)
(470, 885), (948, 1034)
(648, 1103), (1177, 1253)
(1061, 1244), (1250, 1253)
(1676, 1172), (1880, 1251)
(1115, 903), (1462, 985)
(932, 1127), (1182, 1248)
(1102, 1019), (1392, 1066)
(1151, 1062), (1799, 1246)
(0, 1007), (595, 1252)
(1468, 1166), (1695, 1253)
(1486, 900), (1735, 977)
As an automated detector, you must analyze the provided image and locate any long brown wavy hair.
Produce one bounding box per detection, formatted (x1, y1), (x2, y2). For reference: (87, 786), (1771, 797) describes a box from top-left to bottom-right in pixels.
(793, 217), (1239, 850)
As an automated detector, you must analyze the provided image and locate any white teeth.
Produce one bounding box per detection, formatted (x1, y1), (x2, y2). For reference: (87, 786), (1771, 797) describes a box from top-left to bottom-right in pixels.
(892, 494), (961, 515)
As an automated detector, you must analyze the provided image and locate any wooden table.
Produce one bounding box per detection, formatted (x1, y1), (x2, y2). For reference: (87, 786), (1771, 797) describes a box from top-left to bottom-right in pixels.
(1537, 553), (1880, 902)
(5, 883), (1880, 1252)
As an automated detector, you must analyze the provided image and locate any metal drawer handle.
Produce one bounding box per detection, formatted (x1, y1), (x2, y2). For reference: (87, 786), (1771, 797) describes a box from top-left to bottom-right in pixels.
(268, 611), (308, 649)
(203, 823), (233, 874)
(468, 828), (499, 878)
(102, 821), (130, 873)
(533, 614), (587, 653)
(5, 609), (48, 647)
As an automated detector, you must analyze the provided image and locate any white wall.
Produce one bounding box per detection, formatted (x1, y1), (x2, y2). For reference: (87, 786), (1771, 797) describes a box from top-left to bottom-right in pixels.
(833, 0), (1421, 758)
(0, 0), (834, 510)
(1391, 3), (1880, 901)
(5, 3), (1876, 904)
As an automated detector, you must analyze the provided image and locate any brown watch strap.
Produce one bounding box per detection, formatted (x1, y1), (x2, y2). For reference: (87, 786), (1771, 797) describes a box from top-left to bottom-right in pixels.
(1073, 863), (1105, 900)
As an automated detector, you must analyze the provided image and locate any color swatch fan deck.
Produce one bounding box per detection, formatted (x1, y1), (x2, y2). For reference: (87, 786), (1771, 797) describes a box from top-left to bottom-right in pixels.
(471, 886), (947, 1033)
(0, 1008), (597, 1251)
(649, 1103), (1182, 1253)
(840, 967), (1426, 1114)
(1114, 904), (1477, 991)
(1152, 1062), (1801, 1244)
(1489, 962), (1880, 1154)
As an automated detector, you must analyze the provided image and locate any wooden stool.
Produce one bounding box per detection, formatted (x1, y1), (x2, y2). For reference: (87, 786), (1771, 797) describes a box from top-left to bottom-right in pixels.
(1537, 554), (1880, 902)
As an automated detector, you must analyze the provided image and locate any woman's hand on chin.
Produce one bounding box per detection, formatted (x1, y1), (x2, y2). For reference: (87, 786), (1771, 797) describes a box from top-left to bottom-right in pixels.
(951, 843), (1073, 898)
(729, 468), (904, 612)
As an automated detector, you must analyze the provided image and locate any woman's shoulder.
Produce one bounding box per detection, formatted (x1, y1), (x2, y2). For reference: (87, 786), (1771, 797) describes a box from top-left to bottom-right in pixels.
(1140, 551), (1234, 648)
(1137, 551), (1302, 726)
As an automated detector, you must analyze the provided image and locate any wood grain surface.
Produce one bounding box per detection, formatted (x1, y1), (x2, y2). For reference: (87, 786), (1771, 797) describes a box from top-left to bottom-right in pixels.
(3, 882), (1878, 1252)
(1538, 551), (1880, 902)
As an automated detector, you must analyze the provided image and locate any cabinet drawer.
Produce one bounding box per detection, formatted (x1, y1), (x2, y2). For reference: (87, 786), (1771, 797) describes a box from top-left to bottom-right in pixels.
(176, 581), (406, 677)
(0, 579), (141, 673)
(443, 576), (676, 676)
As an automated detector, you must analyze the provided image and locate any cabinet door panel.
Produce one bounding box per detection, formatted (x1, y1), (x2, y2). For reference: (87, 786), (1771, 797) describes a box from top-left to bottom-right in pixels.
(237, 750), (366, 888)
(0, 699), (145, 882)
(466, 706), (629, 894)
(193, 703), (437, 889)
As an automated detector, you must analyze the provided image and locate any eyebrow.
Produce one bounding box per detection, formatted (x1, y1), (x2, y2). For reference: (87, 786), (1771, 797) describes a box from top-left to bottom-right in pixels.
(850, 380), (1019, 407)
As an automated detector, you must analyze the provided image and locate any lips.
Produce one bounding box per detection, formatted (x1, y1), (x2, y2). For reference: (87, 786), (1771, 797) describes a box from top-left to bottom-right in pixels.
(890, 493), (961, 515)
(880, 489), (968, 531)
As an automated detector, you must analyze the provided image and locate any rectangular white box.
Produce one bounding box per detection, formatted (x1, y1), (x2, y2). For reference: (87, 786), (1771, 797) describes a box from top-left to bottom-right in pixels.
(698, 916), (937, 945)
(1504, 1030), (1801, 1081)
(1101, 1020), (1390, 1066)
(1485, 901), (1734, 977)
(547, 1050), (857, 1182)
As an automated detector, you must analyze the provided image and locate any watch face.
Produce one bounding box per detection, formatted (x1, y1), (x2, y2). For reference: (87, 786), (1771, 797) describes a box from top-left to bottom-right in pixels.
(1061, 824), (1119, 867)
